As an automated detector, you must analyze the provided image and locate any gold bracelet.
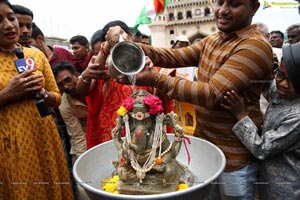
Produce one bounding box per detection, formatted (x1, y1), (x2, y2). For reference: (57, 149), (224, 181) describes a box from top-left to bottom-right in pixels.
(79, 75), (91, 84)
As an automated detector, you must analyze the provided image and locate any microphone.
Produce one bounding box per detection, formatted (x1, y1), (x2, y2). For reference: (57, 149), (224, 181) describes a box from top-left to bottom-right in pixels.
(14, 48), (50, 118)
(14, 47), (24, 59)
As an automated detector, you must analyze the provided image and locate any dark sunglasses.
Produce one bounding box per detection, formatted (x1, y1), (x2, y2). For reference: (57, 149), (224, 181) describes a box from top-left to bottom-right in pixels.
(57, 76), (73, 88)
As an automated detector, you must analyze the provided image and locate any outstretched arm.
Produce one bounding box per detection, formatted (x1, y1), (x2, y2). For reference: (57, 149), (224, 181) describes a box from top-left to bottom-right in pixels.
(76, 47), (110, 97)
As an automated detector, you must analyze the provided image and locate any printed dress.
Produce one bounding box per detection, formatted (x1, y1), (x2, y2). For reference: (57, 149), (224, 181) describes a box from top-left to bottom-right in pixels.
(0, 48), (74, 200)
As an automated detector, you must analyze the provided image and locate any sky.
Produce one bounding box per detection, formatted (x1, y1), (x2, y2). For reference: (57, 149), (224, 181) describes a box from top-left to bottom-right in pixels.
(9, 0), (300, 41)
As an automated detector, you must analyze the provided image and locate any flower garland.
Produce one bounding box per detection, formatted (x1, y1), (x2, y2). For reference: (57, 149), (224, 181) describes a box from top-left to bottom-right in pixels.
(143, 96), (163, 115)
(117, 95), (163, 117)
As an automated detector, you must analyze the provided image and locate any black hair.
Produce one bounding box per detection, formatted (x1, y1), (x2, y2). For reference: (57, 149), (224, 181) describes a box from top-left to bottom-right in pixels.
(90, 29), (103, 49)
(250, 0), (259, 5)
(101, 20), (131, 42)
(286, 24), (300, 32)
(12, 4), (33, 19)
(270, 30), (284, 39)
(52, 61), (76, 78)
(0, 0), (13, 9)
(141, 33), (149, 39)
(132, 28), (142, 37)
(69, 35), (89, 46)
(31, 22), (44, 39)
(283, 43), (300, 94)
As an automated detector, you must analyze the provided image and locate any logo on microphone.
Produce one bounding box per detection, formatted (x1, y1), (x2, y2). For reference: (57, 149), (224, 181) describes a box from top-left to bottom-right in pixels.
(14, 58), (36, 73)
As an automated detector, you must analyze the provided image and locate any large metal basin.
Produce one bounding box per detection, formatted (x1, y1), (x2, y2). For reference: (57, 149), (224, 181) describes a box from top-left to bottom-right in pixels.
(73, 135), (226, 200)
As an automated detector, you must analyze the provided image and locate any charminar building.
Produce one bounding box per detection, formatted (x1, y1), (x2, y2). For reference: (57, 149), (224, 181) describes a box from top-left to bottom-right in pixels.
(149, 0), (217, 47)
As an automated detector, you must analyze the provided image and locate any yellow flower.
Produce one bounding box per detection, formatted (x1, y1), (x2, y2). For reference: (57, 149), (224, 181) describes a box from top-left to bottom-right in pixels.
(102, 175), (120, 193)
(117, 106), (128, 116)
(176, 183), (189, 191)
(111, 175), (119, 182)
(103, 182), (117, 193)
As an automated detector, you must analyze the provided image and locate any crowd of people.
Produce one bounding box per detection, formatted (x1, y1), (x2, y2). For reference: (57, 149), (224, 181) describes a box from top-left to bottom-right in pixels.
(0, 0), (299, 199)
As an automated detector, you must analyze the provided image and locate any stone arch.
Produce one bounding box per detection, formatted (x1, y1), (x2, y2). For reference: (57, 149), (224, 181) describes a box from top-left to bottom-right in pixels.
(187, 10), (192, 19)
(169, 13), (175, 21)
(204, 7), (211, 16)
(177, 12), (183, 20)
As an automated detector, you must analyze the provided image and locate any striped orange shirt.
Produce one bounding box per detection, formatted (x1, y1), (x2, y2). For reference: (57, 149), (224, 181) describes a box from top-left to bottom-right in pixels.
(141, 25), (273, 171)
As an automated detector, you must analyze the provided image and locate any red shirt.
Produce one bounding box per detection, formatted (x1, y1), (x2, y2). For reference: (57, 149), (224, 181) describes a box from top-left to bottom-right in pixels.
(49, 47), (77, 68)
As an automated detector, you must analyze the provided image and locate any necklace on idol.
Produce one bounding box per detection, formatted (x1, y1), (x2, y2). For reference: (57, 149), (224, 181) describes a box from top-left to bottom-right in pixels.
(123, 113), (172, 183)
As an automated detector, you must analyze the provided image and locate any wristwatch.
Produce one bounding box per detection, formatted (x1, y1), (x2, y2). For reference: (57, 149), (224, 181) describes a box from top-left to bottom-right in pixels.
(41, 88), (48, 98)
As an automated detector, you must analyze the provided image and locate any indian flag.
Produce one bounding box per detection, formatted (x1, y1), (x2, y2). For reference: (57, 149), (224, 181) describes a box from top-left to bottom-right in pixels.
(132, 0), (171, 34)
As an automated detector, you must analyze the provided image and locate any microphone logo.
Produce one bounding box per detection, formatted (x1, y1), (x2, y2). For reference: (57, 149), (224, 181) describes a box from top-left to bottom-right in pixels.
(14, 47), (36, 73)
(13, 47), (50, 118)
(15, 59), (27, 73)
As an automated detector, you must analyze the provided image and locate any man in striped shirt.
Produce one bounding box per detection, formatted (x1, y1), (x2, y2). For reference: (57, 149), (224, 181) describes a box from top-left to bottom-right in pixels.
(104, 0), (273, 199)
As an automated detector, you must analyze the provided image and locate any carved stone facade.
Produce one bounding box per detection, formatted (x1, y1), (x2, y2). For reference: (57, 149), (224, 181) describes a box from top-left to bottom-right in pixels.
(45, 36), (70, 49)
(149, 0), (217, 47)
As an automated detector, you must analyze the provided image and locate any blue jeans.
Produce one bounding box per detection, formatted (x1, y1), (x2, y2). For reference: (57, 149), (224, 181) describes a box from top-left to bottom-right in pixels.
(218, 162), (258, 200)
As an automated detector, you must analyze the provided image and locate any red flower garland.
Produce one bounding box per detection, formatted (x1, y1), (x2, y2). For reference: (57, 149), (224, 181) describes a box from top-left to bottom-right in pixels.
(119, 95), (164, 116)
(122, 97), (135, 111)
(143, 96), (163, 115)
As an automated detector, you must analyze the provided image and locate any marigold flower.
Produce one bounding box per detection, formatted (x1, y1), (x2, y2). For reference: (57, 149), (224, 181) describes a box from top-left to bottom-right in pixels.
(177, 183), (189, 191)
(102, 175), (120, 193)
(103, 182), (117, 193)
(117, 106), (128, 116)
